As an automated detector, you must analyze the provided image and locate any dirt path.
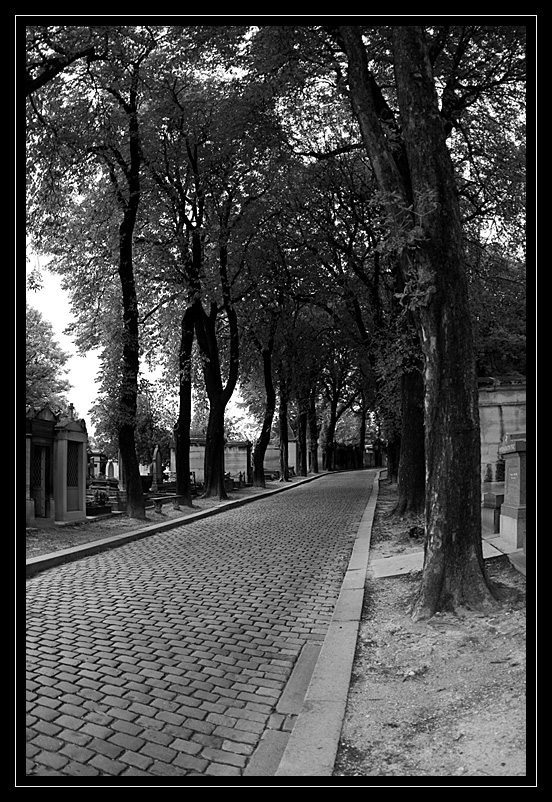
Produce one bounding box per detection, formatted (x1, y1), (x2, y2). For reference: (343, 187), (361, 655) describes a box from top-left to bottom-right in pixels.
(334, 481), (528, 780)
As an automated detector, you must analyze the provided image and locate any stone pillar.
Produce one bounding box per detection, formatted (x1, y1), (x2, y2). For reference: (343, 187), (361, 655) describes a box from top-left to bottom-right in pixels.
(498, 435), (526, 551)
(170, 445), (176, 474)
(53, 437), (68, 521)
(53, 427), (88, 523)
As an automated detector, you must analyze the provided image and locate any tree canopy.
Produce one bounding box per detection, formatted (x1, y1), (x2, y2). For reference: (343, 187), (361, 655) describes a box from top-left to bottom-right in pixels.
(26, 302), (72, 410)
(25, 21), (528, 616)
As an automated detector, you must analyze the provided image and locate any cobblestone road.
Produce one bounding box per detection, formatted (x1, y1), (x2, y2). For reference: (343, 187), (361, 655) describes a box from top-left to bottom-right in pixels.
(25, 470), (375, 779)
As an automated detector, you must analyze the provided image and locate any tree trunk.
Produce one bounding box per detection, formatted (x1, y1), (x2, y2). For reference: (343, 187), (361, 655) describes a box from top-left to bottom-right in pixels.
(253, 344), (276, 488)
(174, 304), (194, 507)
(395, 368), (425, 517)
(308, 391), (319, 473)
(392, 27), (497, 618)
(203, 395), (227, 499)
(297, 403), (308, 477)
(339, 24), (497, 619)
(195, 301), (228, 500)
(278, 379), (290, 481)
(115, 91), (145, 520)
(358, 399), (367, 469)
(193, 241), (240, 499)
(386, 437), (400, 485)
(324, 401), (338, 471)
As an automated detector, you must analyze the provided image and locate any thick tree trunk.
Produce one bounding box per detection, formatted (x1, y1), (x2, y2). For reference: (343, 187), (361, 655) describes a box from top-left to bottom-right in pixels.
(324, 402), (338, 471)
(278, 379), (290, 481)
(386, 437), (400, 485)
(116, 232), (144, 520)
(193, 241), (240, 499)
(174, 304), (194, 507)
(395, 368), (425, 517)
(358, 401), (367, 469)
(118, 423), (144, 519)
(203, 396), (227, 499)
(195, 302), (229, 500)
(296, 404), (308, 477)
(339, 24), (497, 619)
(253, 345), (276, 488)
(392, 27), (497, 619)
(308, 391), (319, 473)
(116, 97), (145, 520)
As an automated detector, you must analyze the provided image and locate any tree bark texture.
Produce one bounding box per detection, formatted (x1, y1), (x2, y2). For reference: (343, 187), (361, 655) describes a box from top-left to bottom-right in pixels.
(115, 83), (145, 520)
(323, 408), (337, 472)
(339, 25), (497, 618)
(393, 27), (496, 618)
(297, 403), (308, 477)
(174, 304), (195, 506)
(203, 396), (227, 499)
(308, 391), (319, 473)
(386, 437), (400, 485)
(395, 368), (425, 516)
(357, 396), (367, 469)
(195, 301), (230, 500)
(193, 239), (240, 499)
(252, 343), (276, 487)
(278, 378), (290, 481)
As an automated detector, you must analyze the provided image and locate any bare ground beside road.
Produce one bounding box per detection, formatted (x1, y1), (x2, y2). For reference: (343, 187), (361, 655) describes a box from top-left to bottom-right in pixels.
(334, 480), (528, 780)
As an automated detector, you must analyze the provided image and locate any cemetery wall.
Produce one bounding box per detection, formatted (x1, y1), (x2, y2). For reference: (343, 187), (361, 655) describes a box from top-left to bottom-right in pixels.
(478, 379), (526, 482)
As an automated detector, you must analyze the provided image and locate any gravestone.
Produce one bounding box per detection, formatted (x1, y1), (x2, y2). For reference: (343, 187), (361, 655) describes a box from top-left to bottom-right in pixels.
(481, 484), (505, 535)
(498, 432), (526, 551)
(151, 445), (163, 493)
(114, 450), (128, 512)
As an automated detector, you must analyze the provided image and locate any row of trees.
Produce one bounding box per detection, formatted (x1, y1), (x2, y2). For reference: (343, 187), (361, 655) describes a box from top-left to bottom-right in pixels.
(25, 23), (526, 619)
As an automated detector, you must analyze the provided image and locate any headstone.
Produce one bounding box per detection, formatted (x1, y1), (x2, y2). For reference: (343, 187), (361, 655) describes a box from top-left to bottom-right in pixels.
(481, 484), (505, 535)
(498, 433), (526, 551)
(116, 450), (128, 511)
(151, 445), (163, 493)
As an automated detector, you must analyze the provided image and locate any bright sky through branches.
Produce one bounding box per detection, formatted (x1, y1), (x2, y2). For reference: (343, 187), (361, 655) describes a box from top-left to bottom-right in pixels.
(26, 264), (101, 434)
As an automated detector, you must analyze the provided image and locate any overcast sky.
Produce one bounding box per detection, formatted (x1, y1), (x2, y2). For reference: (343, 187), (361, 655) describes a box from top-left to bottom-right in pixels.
(26, 265), (101, 434)
(25, 265), (251, 441)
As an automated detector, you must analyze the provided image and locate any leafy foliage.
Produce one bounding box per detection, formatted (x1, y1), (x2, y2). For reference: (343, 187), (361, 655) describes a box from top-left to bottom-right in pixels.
(26, 303), (71, 410)
(25, 23), (526, 476)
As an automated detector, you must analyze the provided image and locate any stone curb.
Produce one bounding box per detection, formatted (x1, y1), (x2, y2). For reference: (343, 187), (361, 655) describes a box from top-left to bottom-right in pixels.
(274, 470), (381, 777)
(25, 472), (331, 579)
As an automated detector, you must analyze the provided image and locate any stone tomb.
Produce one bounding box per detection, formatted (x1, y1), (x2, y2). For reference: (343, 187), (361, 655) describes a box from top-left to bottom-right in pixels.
(26, 404), (88, 525)
(498, 432), (526, 551)
(478, 377), (526, 482)
(481, 482), (505, 535)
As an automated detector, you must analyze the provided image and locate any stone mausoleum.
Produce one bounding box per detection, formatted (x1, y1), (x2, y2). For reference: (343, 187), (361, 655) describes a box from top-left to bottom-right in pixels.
(478, 376), (526, 482)
(26, 404), (88, 526)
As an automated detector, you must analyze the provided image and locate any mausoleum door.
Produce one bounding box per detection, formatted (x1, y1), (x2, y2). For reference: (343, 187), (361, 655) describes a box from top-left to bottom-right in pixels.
(31, 445), (47, 517)
(66, 440), (81, 511)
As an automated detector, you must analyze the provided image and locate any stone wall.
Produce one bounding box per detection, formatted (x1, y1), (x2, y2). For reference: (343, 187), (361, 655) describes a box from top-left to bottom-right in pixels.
(478, 378), (526, 482)
(187, 440), (252, 484)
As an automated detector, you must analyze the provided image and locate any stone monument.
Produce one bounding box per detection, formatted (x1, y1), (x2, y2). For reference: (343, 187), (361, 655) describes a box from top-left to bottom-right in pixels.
(498, 432), (526, 551)
(151, 445), (164, 493)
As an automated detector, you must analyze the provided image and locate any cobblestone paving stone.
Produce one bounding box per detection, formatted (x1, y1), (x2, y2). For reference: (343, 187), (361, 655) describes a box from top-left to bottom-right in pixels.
(25, 470), (375, 779)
